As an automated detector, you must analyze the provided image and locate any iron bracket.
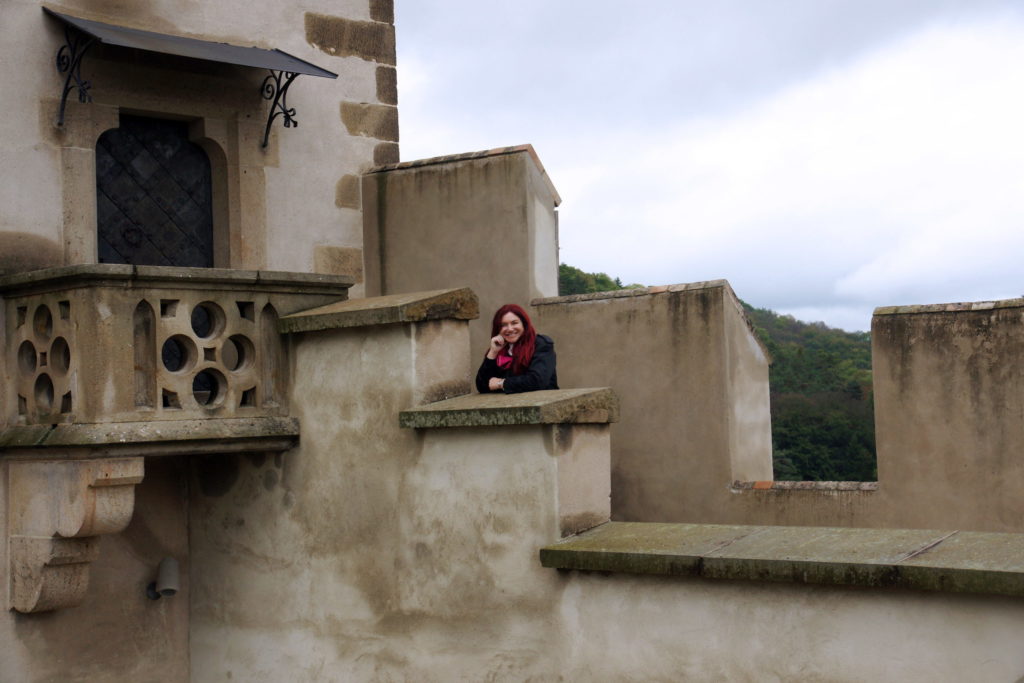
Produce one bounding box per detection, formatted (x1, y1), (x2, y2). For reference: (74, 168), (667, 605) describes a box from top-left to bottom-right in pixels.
(261, 70), (299, 148)
(55, 24), (95, 126)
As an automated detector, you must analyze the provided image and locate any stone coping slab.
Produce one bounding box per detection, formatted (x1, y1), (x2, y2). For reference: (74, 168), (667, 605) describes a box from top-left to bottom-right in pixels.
(540, 521), (1024, 597)
(0, 264), (353, 296)
(732, 480), (878, 491)
(0, 417), (299, 458)
(280, 287), (478, 333)
(873, 297), (1024, 316)
(400, 388), (618, 429)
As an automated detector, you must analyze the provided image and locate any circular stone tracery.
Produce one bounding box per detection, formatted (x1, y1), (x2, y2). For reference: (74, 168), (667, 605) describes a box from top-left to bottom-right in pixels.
(156, 300), (260, 411)
(17, 301), (74, 421)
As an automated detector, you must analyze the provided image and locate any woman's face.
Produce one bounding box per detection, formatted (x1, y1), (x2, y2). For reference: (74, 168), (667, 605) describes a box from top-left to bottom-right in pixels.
(499, 312), (524, 345)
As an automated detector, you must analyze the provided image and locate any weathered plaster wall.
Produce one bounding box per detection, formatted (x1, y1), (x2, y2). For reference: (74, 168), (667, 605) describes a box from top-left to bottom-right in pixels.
(532, 283), (773, 523)
(555, 573), (1024, 681)
(0, 457), (190, 682)
(871, 302), (1024, 532)
(2, 0), (385, 278)
(184, 305), (1024, 680)
(532, 292), (1024, 533)
(188, 317), (476, 680)
(362, 147), (561, 354)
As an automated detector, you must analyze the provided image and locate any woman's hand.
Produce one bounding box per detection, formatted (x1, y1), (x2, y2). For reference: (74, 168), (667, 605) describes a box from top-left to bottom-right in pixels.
(488, 377), (504, 392)
(486, 334), (506, 359)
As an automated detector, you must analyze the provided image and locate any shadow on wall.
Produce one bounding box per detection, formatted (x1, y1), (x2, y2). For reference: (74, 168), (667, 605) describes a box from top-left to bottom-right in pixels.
(0, 232), (62, 275)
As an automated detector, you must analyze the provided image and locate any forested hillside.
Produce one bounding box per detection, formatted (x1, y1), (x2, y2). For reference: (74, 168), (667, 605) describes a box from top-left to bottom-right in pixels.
(559, 264), (877, 481)
(742, 305), (876, 481)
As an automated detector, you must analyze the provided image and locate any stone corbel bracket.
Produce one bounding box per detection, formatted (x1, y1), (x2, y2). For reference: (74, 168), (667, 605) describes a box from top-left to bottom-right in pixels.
(8, 457), (144, 613)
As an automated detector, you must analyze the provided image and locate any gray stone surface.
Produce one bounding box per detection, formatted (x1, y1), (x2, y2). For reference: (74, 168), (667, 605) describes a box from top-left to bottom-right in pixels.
(280, 287), (478, 333)
(0, 417), (299, 456)
(399, 388), (618, 428)
(0, 264), (353, 296)
(540, 522), (1024, 597)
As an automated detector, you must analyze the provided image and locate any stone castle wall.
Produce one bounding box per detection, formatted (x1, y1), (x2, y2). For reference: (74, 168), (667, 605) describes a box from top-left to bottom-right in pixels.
(0, 0), (394, 287)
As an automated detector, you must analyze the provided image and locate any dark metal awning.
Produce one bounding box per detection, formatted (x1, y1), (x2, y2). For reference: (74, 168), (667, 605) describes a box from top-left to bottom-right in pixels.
(44, 8), (338, 147)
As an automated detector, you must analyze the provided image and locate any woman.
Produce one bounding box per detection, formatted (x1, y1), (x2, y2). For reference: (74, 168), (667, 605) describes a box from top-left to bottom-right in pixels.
(475, 303), (558, 394)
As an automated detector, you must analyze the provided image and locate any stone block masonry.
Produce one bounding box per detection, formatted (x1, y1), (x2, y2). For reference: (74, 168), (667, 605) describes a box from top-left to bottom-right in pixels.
(341, 102), (399, 142)
(304, 13), (396, 64)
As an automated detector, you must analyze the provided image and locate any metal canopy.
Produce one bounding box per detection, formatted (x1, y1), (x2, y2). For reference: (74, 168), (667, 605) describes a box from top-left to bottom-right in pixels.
(44, 8), (338, 147)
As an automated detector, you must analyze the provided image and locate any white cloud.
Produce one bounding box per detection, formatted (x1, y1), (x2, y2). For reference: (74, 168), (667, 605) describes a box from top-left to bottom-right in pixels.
(395, 4), (1024, 330)
(553, 13), (1024, 330)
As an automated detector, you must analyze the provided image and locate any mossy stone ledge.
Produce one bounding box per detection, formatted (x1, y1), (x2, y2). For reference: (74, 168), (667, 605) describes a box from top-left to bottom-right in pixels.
(540, 521), (1024, 597)
(400, 388), (619, 428)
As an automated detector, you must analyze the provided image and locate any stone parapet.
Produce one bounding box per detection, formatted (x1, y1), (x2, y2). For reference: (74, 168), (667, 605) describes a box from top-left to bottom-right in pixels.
(874, 297), (1024, 316)
(532, 282), (773, 524)
(280, 288), (478, 333)
(399, 388), (618, 429)
(541, 522), (1024, 597)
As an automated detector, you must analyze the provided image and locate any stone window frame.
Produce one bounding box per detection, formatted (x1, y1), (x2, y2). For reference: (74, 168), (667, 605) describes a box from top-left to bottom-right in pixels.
(55, 97), (274, 271)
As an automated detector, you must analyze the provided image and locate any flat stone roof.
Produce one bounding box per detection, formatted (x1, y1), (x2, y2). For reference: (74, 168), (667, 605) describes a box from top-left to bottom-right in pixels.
(540, 522), (1024, 597)
(400, 388), (618, 429)
(280, 288), (478, 333)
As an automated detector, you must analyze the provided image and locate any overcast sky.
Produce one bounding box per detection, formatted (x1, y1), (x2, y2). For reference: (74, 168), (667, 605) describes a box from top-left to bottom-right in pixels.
(394, 1), (1024, 331)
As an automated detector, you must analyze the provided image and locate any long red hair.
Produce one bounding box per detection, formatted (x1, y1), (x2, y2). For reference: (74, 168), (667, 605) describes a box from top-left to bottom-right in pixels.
(490, 303), (536, 375)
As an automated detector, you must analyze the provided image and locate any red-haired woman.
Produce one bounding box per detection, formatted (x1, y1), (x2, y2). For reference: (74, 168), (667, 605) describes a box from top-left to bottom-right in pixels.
(475, 303), (559, 393)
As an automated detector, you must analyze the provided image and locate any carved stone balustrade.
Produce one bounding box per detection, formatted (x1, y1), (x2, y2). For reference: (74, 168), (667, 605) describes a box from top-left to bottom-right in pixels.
(1, 265), (351, 424)
(1, 265), (352, 612)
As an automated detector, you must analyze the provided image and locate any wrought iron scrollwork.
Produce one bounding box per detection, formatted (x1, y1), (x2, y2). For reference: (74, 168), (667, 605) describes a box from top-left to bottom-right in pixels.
(261, 70), (300, 148)
(55, 24), (95, 126)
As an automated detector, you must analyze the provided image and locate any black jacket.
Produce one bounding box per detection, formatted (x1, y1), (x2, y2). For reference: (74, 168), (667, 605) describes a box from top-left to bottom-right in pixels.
(475, 334), (559, 394)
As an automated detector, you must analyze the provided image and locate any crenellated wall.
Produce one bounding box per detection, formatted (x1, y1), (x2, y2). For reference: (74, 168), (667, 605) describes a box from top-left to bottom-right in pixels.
(870, 299), (1024, 531)
(532, 282), (774, 523)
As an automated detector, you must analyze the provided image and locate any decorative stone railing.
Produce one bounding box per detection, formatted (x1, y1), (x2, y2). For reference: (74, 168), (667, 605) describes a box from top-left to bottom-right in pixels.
(0, 265), (351, 612)
(2, 265), (351, 425)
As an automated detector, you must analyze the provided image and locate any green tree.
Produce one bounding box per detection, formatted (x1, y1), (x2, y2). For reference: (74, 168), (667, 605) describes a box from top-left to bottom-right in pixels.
(558, 264), (642, 295)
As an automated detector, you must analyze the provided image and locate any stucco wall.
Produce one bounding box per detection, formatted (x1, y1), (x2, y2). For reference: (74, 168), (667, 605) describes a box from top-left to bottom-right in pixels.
(532, 283), (774, 523)
(532, 292), (1024, 533)
(716, 300), (1024, 533)
(186, 305), (1024, 681)
(555, 572), (1024, 681)
(871, 302), (1024, 532)
(362, 147), (561, 355)
(188, 317), (474, 680)
(0, 457), (190, 683)
(1, 0), (386, 281)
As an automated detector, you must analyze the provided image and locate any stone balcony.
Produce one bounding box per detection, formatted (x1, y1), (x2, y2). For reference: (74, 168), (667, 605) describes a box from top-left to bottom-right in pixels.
(0, 264), (351, 613)
(2, 265), (351, 427)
